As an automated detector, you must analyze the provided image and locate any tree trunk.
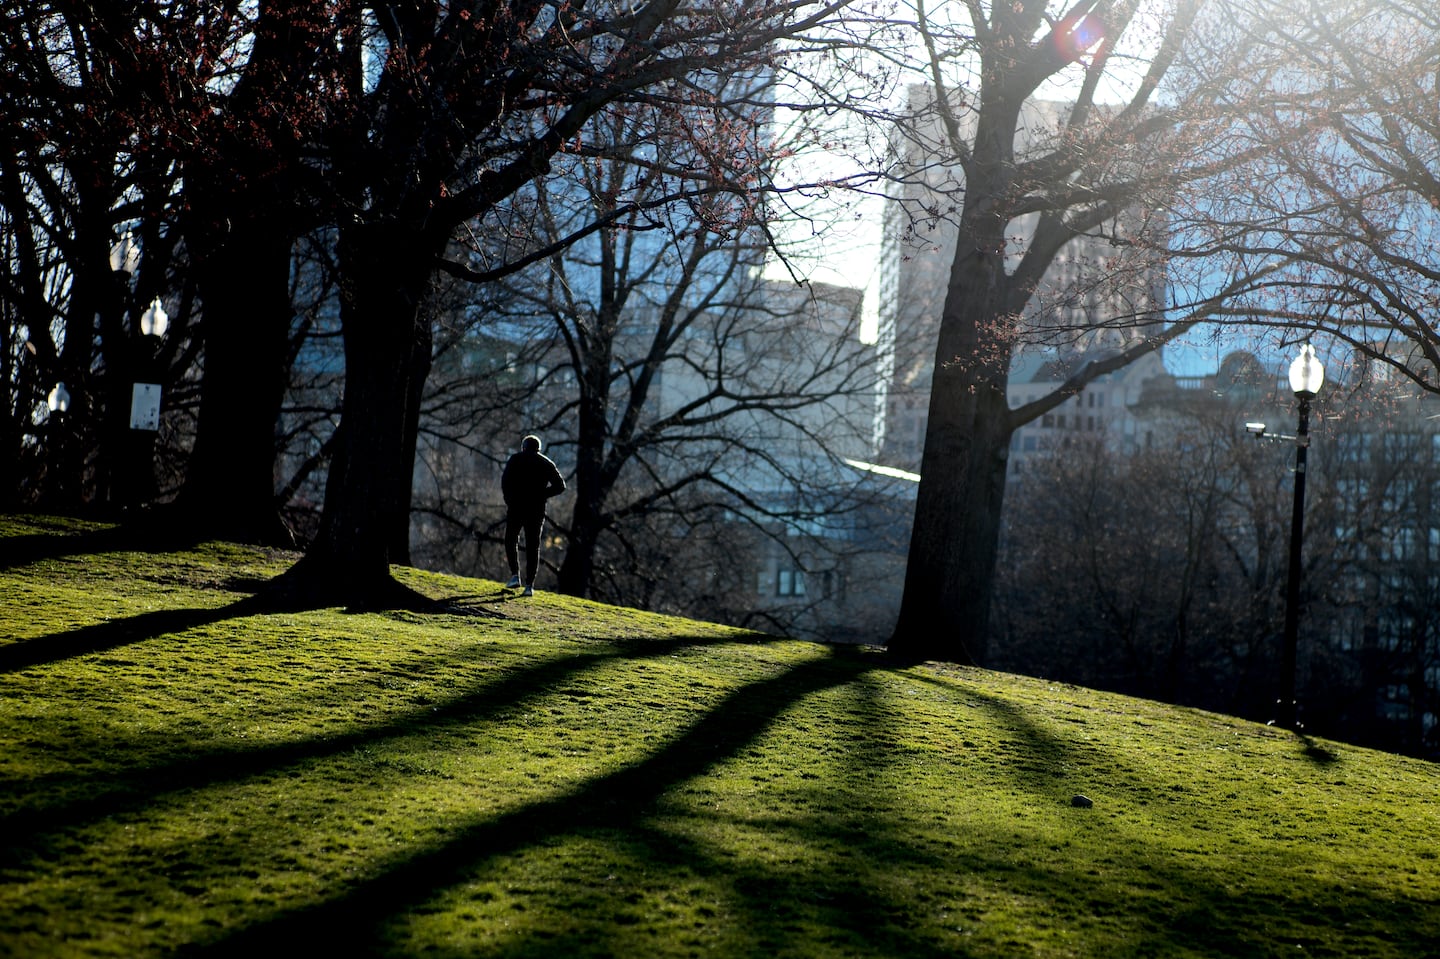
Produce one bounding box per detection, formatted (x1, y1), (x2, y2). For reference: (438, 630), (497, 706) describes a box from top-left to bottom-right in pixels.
(176, 222), (294, 544)
(886, 288), (1014, 665)
(96, 321), (148, 512)
(556, 362), (614, 597)
(389, 313), (432, 566)
(556, 518), (598, 597)
(274, 223), (436, 608)
(558, 481), (615, 597)
(888, 130), (1018, 664)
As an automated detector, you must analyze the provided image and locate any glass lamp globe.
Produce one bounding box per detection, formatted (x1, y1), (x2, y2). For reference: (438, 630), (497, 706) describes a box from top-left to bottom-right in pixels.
(1288, 343), (1324, 398)
(139, 298), (169, 338)
(47, 381), (71, 414)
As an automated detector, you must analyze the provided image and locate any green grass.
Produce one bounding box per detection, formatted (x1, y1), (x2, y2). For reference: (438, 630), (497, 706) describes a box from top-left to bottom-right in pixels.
(2, 513), (1437, 958)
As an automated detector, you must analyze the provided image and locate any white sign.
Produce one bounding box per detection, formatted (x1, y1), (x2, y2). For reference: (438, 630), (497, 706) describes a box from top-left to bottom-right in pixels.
(130, 383), (162, 431)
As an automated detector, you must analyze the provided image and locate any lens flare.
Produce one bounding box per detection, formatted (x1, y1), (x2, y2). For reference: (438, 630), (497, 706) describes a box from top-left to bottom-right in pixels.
(1053, 13), (1106, 63)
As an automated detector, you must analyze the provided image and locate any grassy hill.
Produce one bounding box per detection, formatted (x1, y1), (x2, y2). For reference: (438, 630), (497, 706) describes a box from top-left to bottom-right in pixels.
(2, 513), (1437, 958)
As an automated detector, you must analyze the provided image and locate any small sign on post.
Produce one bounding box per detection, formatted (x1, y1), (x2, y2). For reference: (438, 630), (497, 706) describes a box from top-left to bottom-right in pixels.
(130, 383), (162, 431)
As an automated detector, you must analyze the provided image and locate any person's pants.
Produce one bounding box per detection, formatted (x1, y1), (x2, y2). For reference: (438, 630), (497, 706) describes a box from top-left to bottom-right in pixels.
(505, 510), (545, 585)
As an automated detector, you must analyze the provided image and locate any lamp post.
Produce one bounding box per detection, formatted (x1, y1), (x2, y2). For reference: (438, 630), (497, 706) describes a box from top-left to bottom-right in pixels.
(46, 381), (72, 504)
(122, 297), (169, 508)
(133, 296), (169, 430)
(1279, 343), (1325, 729)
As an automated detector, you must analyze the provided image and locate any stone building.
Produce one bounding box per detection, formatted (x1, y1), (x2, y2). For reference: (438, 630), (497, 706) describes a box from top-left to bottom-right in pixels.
(873, 85), (1168, 471)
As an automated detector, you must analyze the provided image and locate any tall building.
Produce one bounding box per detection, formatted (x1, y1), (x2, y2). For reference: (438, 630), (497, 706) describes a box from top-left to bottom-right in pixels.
(1004, 349), (1170, 465)
(874, 85), (1168, 470)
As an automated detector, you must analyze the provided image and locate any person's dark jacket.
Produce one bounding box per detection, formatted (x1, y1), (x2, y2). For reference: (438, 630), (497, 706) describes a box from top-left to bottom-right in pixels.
(501, 449), (566, 515)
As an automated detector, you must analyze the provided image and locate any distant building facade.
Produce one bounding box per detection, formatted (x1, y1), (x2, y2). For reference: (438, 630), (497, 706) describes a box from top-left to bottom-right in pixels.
(874, 85), (1168, 472)
(1093, 345), (1440, 756)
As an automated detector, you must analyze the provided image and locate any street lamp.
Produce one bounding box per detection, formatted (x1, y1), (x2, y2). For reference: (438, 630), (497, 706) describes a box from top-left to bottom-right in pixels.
(1280, 343), (1325, 728)
(110, 232), (140, 276)
(47, 381), (71, 416)
(1243, 344), (1325, 727)
(130, 297), (168, 432)
(46, 382), (72, 505)
(117, 296), (170, 510)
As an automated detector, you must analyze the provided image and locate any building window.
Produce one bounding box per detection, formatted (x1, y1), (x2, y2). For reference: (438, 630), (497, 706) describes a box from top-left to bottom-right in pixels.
(1384, 432), (1422, 463)
(778, 569), (806, 597)
(1377, 615), (1411, 652)
(1380, 527), (1418, 562)
(1332, 609), (1362, 651)
(1335, 477), (1370, 505)
(1337, 433), (1371, 463)
(1381, 479), (1416, 514)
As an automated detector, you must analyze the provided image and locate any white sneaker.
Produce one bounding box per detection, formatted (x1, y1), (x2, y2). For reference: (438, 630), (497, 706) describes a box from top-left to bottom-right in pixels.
(505, 574), (521, 588)
(522, 585), (534, 597)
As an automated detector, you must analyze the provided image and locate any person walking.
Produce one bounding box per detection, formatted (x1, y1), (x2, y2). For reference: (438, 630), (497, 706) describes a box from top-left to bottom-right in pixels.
(501, 434), (566, 596)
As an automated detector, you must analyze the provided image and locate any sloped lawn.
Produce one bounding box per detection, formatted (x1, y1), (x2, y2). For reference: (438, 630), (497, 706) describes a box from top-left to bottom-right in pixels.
(2, 513), (1437, 957)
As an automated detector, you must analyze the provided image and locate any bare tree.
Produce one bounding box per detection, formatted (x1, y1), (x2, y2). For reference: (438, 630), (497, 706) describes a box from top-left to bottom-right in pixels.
(1203, 0), (1440, 385)
(996, 358), (1440, 757)
(269, 0), (872, 607)
(867, 0), (1406, 662)
(171, 1), (339, 544)
(994, 387), (1293, 719)
(1, 6), (195, 513)
(5, 3), (874, 602)
(407, 86), (885, 618)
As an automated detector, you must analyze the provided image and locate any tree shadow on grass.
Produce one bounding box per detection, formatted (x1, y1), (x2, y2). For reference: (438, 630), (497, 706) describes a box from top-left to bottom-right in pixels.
(903, 669), (1093, 793)
(0, 596), (268, 674)
(11, 644), (1435, 957)
(794, 670), (1438, 958)
(0, 632), (782, 848)
(467, 660), (1129, 958)
(185, 647), (886, 957)
(0, 576), (517, 677)
(428, 589), (542, 613)
(0, 518), (198, 572)
(512, 810), (967, 959)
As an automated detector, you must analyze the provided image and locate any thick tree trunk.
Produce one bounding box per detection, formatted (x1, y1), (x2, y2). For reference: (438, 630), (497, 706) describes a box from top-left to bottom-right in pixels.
(887, 111), (1018, 664)
(169, 0), (335, 543)
(556, 520), (596, 596)
(389, 315), (432, 566)
(887, 290), (1014, 665)
(176, 223), (294, 544)
(274, 223), (436, 608)
(555, 381), (612, 597)
(556, 308), (618, 597)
